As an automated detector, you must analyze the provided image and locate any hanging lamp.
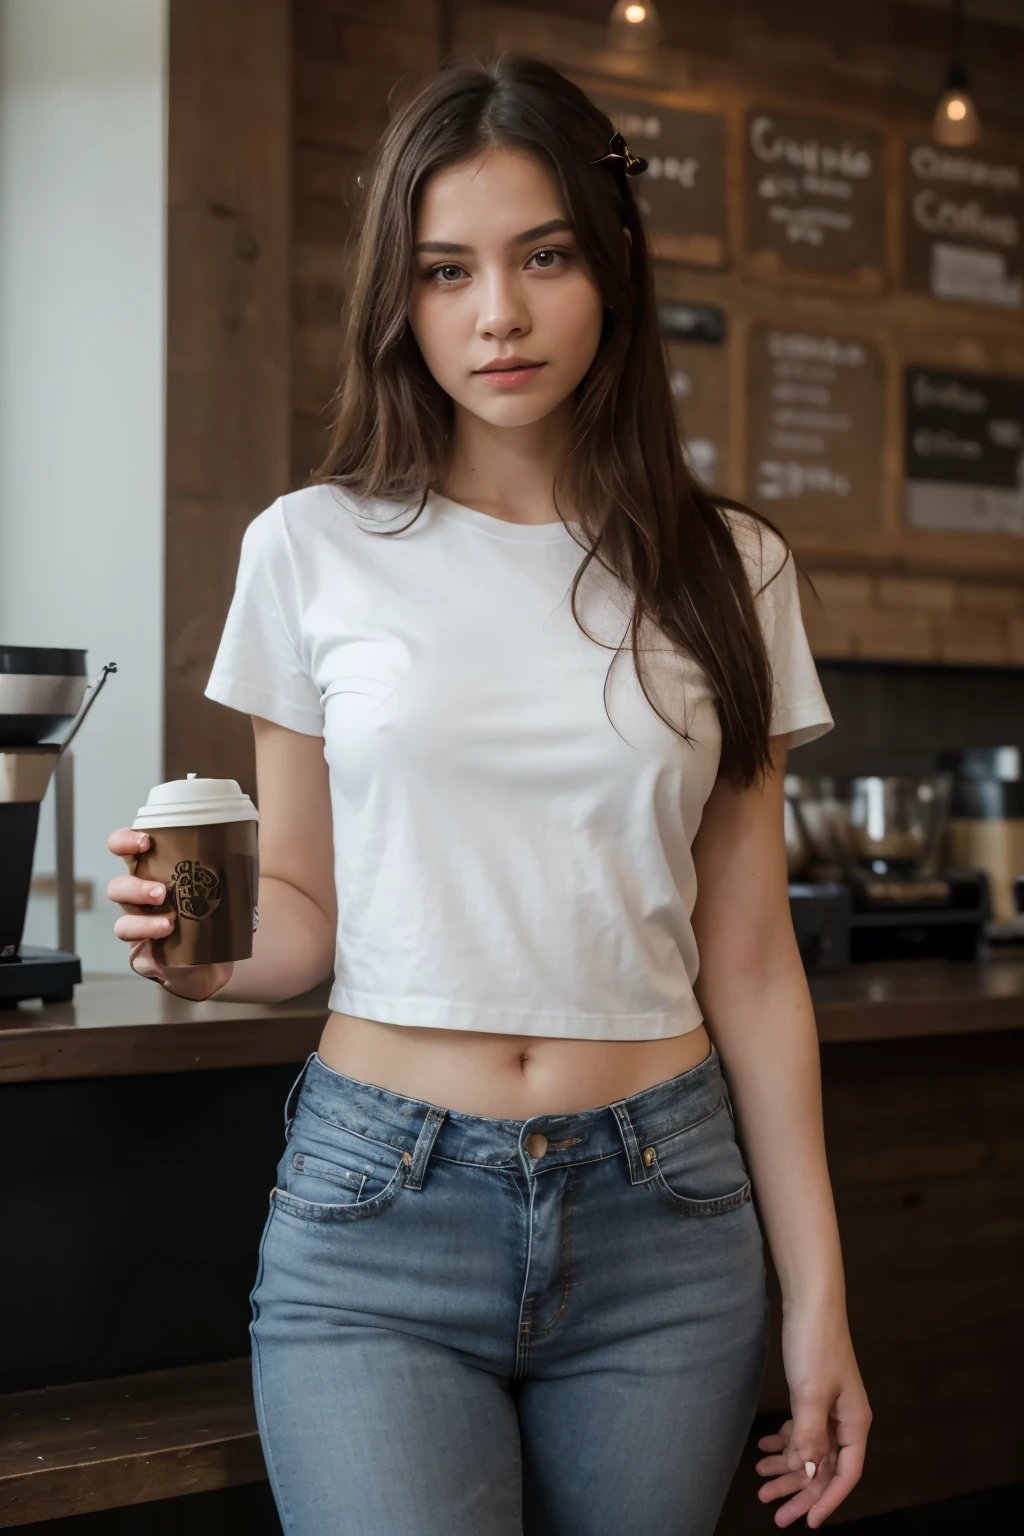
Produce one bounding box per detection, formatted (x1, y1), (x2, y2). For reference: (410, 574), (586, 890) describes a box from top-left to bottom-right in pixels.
(608, 1), (663, 53)
(932, 0), (981, 147)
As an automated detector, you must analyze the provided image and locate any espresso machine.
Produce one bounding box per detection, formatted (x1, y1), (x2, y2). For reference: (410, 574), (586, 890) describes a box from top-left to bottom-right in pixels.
(0, 645), (116, 1006)
(786, 772), (989, 966)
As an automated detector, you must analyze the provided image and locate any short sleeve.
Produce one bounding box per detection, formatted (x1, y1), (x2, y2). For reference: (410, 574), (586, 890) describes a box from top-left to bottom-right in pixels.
(724, 509), (834, 750)
(204, 499), (325, 737)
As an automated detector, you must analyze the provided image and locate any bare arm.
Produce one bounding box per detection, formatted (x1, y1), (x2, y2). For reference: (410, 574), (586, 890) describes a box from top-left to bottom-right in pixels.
(690, 735), (870, 1529)
(693, 736), (841, 1310)
(107, 717), (336, 1003)
(212, 717), (336, 1000)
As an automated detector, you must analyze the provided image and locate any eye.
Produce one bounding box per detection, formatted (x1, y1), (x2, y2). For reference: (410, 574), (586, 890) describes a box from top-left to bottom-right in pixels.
(528, 249), (568, 271)
(423, 262), (468, 285)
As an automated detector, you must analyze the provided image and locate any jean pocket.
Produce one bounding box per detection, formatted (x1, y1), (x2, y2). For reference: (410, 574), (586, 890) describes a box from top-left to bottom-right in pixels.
(272, 1116), (409, 1223)
(642, 1102), (752, 1216)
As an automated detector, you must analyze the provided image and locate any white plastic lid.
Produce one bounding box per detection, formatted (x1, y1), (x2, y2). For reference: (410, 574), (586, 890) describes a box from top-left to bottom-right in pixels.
(132, 773), (259, 829)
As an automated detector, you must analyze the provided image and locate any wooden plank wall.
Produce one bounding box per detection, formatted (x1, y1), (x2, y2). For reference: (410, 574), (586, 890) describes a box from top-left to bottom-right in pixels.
(714, 1035), (1024, 1534)
(165, 0), (292, 791)
(291, 1), (442, 488)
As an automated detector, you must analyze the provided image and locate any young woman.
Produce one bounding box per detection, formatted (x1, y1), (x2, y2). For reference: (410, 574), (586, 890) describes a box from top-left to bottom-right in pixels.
(108, 55), (870, 1536)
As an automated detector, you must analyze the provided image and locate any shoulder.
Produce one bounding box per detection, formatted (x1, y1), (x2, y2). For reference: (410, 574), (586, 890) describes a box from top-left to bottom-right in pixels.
(277, 482), (366, 542)
(716, 503), (792, 596)
(241, 482), (397, 557)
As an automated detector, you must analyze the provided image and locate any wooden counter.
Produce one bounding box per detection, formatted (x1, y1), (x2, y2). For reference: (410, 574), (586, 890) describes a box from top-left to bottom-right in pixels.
(0, 976), (331, 1084)
(2, 955), (1024, 1085)
(811, 950), (1024, 1043)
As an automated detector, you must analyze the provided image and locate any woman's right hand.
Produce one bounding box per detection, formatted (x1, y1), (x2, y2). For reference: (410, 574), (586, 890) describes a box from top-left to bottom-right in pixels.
(106, 828), (233, 1002)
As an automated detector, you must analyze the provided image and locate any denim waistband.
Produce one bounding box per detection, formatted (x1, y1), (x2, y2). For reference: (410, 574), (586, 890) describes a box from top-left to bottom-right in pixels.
(285, 1043), (731, 1189)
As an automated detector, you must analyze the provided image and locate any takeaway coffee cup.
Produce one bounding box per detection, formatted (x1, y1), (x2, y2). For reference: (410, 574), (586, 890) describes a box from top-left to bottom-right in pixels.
(130, 774), (259, 967)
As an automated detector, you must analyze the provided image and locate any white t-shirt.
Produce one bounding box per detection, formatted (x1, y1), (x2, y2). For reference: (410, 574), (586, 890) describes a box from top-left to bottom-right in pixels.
(205, 484), (833, 1040)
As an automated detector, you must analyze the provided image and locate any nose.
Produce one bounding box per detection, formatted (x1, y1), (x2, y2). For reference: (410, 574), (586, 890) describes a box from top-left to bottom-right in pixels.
(477, 269), (529, 341)
(524, 1132), (548, 1159)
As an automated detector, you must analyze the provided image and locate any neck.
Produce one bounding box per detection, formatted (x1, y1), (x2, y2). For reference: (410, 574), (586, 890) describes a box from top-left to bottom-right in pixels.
(438, 399), (577, 525)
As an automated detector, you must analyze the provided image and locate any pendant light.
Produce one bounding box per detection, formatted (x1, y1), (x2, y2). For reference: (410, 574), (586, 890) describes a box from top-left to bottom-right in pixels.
(932, 0), (981, 148)
(608, 1), (663, 53)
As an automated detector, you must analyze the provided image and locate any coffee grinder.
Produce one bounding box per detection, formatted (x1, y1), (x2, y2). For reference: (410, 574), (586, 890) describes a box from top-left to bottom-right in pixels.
(0, 646), (117, 1006)
(786, 773), (988, 963)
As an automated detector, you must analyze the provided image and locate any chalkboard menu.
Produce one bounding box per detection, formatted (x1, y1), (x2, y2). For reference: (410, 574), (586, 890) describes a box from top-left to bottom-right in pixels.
(746, 324), (886, 530)
(905, 367), (1024, 535)
(658, 302), (726, 345)
(744, 109), (886, 283)
(659, 304), (730, 492)
(592, 92), (728, 267)
(903, 141), (1023, 310)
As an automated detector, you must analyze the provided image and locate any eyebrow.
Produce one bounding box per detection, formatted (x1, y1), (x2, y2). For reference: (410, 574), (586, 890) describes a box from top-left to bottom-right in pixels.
(412, 218), (575, 256)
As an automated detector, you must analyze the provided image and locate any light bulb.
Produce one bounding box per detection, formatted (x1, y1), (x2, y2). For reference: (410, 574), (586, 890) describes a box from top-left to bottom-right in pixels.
(932, 86), (981, 147)
(932, 56), (981, 148)
(609, 0), (662, 51)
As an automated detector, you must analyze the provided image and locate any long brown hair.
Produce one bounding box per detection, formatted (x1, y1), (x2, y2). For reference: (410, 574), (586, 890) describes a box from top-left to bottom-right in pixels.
(316, 53), (793, 788)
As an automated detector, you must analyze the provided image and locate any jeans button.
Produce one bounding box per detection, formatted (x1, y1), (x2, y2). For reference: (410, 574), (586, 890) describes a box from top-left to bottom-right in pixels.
(525, 1132), (548, 1159)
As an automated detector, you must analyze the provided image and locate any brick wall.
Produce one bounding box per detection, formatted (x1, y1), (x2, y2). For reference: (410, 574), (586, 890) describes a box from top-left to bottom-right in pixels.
(799, 570), (1024, 665)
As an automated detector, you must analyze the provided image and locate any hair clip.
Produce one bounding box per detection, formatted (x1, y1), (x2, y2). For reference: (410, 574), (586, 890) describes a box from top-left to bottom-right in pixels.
(589, 130), (648, 177)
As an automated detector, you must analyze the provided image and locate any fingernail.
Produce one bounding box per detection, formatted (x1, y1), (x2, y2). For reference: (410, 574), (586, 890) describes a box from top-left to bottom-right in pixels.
(805, 1461), (817, 1479)
(149, 885), (164, 900)
(138, 835), (149, 849)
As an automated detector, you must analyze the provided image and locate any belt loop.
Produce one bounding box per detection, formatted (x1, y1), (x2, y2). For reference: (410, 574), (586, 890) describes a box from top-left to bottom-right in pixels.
(283, 1052), (316, 1140)
(403, 1104), (447, 1191)
(609, 1099), (649, 1186)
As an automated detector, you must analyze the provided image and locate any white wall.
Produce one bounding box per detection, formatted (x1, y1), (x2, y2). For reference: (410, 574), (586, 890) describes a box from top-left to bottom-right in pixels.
(0, 0), (167, 973)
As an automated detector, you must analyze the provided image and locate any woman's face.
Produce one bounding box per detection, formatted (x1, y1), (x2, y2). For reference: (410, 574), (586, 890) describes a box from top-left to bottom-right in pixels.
(407, 145), (605, 429)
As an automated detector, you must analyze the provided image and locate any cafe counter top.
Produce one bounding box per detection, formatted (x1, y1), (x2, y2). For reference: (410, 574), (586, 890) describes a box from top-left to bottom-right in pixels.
(3, 955), (1024, 1084)
(0, 976), (333, 1085)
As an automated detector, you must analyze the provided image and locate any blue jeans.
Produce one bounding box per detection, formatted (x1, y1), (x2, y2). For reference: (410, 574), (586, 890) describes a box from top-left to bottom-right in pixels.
(250, 1044), (769, 1535)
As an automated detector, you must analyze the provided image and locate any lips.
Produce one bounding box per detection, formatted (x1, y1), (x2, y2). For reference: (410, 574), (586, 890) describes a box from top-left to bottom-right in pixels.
(475, 354), (549, 387)
(475, 357), (544, 373)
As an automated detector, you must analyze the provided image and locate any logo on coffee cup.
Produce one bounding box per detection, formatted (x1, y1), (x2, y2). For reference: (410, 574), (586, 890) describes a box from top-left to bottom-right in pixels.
(170, 859), (221, 921)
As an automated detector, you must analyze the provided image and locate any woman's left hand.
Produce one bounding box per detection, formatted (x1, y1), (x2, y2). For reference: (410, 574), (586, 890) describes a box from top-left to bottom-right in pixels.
(755, 1307), (872, 1528)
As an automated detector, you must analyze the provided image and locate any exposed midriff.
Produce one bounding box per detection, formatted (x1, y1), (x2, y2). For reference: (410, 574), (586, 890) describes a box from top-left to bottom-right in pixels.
(317, 1009), (712, 1118)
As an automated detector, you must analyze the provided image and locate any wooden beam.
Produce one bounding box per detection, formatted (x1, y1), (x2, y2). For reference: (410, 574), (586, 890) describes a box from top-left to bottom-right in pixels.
(0, 1358), (263, 1527)
(164, 0), (292, 796)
